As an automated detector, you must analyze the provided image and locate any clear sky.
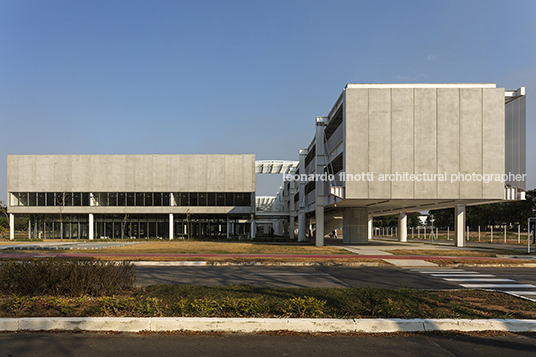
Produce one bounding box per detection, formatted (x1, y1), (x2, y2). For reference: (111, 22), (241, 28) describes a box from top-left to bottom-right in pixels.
(1, 0), (535, 201)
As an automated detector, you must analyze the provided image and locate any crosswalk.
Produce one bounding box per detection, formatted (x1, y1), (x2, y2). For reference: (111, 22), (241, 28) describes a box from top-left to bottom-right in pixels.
(410, 268), (536, 301)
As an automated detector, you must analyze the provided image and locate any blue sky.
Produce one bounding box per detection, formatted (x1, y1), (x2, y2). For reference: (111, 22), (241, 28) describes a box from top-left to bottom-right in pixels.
(1, 0), (535, 200)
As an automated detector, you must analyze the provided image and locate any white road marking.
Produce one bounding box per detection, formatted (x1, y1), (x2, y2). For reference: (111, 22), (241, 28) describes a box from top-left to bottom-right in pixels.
(443, 278), (514, 282)
(249, 273), (330, 276)
(431, 274), (496, 278)
(460, 284), (536, 289)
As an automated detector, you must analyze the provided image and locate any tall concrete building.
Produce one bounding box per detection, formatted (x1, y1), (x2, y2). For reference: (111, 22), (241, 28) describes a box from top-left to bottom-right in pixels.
(6, 83), (527, 246)
(280, 84), (526, 246)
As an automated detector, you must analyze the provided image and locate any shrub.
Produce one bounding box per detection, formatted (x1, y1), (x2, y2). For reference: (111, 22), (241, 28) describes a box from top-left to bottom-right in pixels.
(0, 258), (135, 296)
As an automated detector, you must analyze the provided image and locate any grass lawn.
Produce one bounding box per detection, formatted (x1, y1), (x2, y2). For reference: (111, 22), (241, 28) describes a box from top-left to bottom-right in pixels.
(2, 285), (535, 319)
(5, 241), (353, 255)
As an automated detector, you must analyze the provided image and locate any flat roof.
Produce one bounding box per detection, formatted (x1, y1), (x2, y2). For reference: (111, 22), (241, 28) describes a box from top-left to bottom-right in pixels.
(346, 83), (497, 89)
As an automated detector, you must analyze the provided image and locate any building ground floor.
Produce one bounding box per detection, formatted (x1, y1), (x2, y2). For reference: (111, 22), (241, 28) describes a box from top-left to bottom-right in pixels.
(21, 213), (252, 240)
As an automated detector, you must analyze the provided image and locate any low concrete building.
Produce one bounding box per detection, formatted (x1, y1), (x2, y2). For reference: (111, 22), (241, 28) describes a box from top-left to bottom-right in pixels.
(7, 154), (255, 240)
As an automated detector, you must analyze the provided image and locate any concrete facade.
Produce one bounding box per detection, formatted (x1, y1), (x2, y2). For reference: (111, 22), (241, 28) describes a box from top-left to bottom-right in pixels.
(7, 155), (255, 240)
(278, 83), (526, 246)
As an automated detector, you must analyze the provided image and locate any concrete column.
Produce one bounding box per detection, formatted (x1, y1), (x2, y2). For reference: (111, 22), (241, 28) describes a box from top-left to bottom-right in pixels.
(297, 148), (307, 242)
(250, 214), (256, 239)
(367, 216), (373, 240)
(455, 204), (466, 247)
(343, 208), (368, 244)
(398, 212), (407, 242)
(28, 216), (31, 239)
(9, 213), (14, 240)
(169, 213), (174, 240)
(315, 116), (327, 247)
(89, 213), (94, 240)
(226, 216), (230, 239)
(315, 205), (324, 246)
(298, 214), (306, 242)
(289, 216), (295, 239)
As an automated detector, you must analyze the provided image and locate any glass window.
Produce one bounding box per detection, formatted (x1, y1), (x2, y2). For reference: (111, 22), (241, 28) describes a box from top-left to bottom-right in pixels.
(127, 193), (134, 206)
(109, 192), (117, 206)
(118, 192), (125, 206)
(163, 193), (170, 206)
(235, 193), (244, 206)
(38, 192), (46, 206)
(198, 193), (206, 206)
(189, 193), (198, 206)
(154, 193), (162, 206)
(136, 193), (144, 206)
(46, 193), (55, 206)
(144, 192), (153, 206)
(179, 193), (189, 206)
(225, 193), (234, 206)
(82, 193), (90, 206)
(18, 193), (28, 206)
(64, 193), (73, 206)
(216, 193), (225, 206)
(208, 193), (216, 206)
(29, 193), (36, 206)
(73, 193), (81, 206)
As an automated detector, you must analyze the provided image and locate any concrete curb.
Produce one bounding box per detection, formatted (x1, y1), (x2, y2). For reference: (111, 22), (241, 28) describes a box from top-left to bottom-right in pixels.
(1, 317), (536, 333)
(132, 261), (386, 267)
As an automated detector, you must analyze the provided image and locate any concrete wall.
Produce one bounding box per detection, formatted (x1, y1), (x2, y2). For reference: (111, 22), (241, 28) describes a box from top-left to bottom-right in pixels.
(7, 155), (255, 193)
(344, 84), (505, 200)
(505, 95), (526, 190)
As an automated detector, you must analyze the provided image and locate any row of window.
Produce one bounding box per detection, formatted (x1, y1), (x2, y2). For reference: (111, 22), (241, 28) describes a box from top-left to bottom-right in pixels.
(10, 192), (253, 207)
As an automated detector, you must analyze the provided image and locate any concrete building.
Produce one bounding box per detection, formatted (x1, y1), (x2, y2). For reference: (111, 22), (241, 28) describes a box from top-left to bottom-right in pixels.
(6, 83), (527, 246)
(279, 83), (526, 247)
(7, 155), (255, 240)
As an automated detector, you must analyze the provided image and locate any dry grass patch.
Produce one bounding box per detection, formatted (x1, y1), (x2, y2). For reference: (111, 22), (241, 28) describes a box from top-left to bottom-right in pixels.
(56, 242), (352, 255)
(386, 249), (506, 257)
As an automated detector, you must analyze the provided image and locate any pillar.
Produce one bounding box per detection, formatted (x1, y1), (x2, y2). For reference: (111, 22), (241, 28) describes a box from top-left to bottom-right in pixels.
(315, 205), (324, 246)
(455, 204), (466, 247)
(314, 116), (327, 247)
(250, 214), (256, 239)
(367, 216), (373, 240)
(89, 213), (94, 240)
(398, 212), (407, 242)
(169, 213), (174, 240)
(9, 213), (14, 240)
(28, 216), (31, 239)
(289, 216), (295, 239)
(343, 208), (368, 244)
(297, 148), (307, 242)
(298, 214), (306, 242)
(226, 216), (230, 239)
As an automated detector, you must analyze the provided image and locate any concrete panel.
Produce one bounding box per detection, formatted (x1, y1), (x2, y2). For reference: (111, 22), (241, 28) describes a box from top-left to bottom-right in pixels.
(460, 88), (483, 199)
(124, 155), (136, 191)
(414, 88), (437, 199)
(344, 88), (369, 199)
(343, 207), (368, 244)
(206, 155), (216, 192)
(243, 155), (255, 192)
(54, 155), (72, 192)
(133, 155), (144, 191)
(107, 155), (126, 192)
(483, 88), (505, 198)
(7, 156), (18, 192)
(214, 155), (226, 192)
(71, 155), (89, 192)
(38, 155), (55, 192)
(437, 88), (460, 198)
(152, 155), (170, 192)
(194, 155), (208, 191)
(178, 155), (190, 192)
(368, 88), (391, 199)
(169, 155), (181, 192)
(18, 155), (35, 192)
(391, 88), (414, 199)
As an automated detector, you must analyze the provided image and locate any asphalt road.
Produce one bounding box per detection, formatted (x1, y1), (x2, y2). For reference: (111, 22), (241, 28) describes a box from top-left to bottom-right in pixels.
(3, 332), (536, 357)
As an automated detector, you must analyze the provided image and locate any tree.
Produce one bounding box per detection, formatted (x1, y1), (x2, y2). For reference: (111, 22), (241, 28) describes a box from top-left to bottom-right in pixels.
(427, 208), (454, 229)
(0, 200), (9, 239)
(406, 212), (422, 228)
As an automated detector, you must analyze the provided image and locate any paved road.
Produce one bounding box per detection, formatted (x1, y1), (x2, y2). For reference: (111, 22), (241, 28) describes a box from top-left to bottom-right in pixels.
(135, 266), (536, 299)
(3, 332), (536, 357)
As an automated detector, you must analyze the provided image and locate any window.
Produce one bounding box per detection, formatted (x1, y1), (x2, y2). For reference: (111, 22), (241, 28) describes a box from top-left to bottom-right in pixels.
(73, 193), (81, 206)
(136, 193), (144, 206)
(127, 193), (135, 206)
(118, 192), (126, 206)
(154, 193), (162, 206)
(208, 193), (216, 206)
(144, 193), (153, 206)
(198, 193), (207, 206)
